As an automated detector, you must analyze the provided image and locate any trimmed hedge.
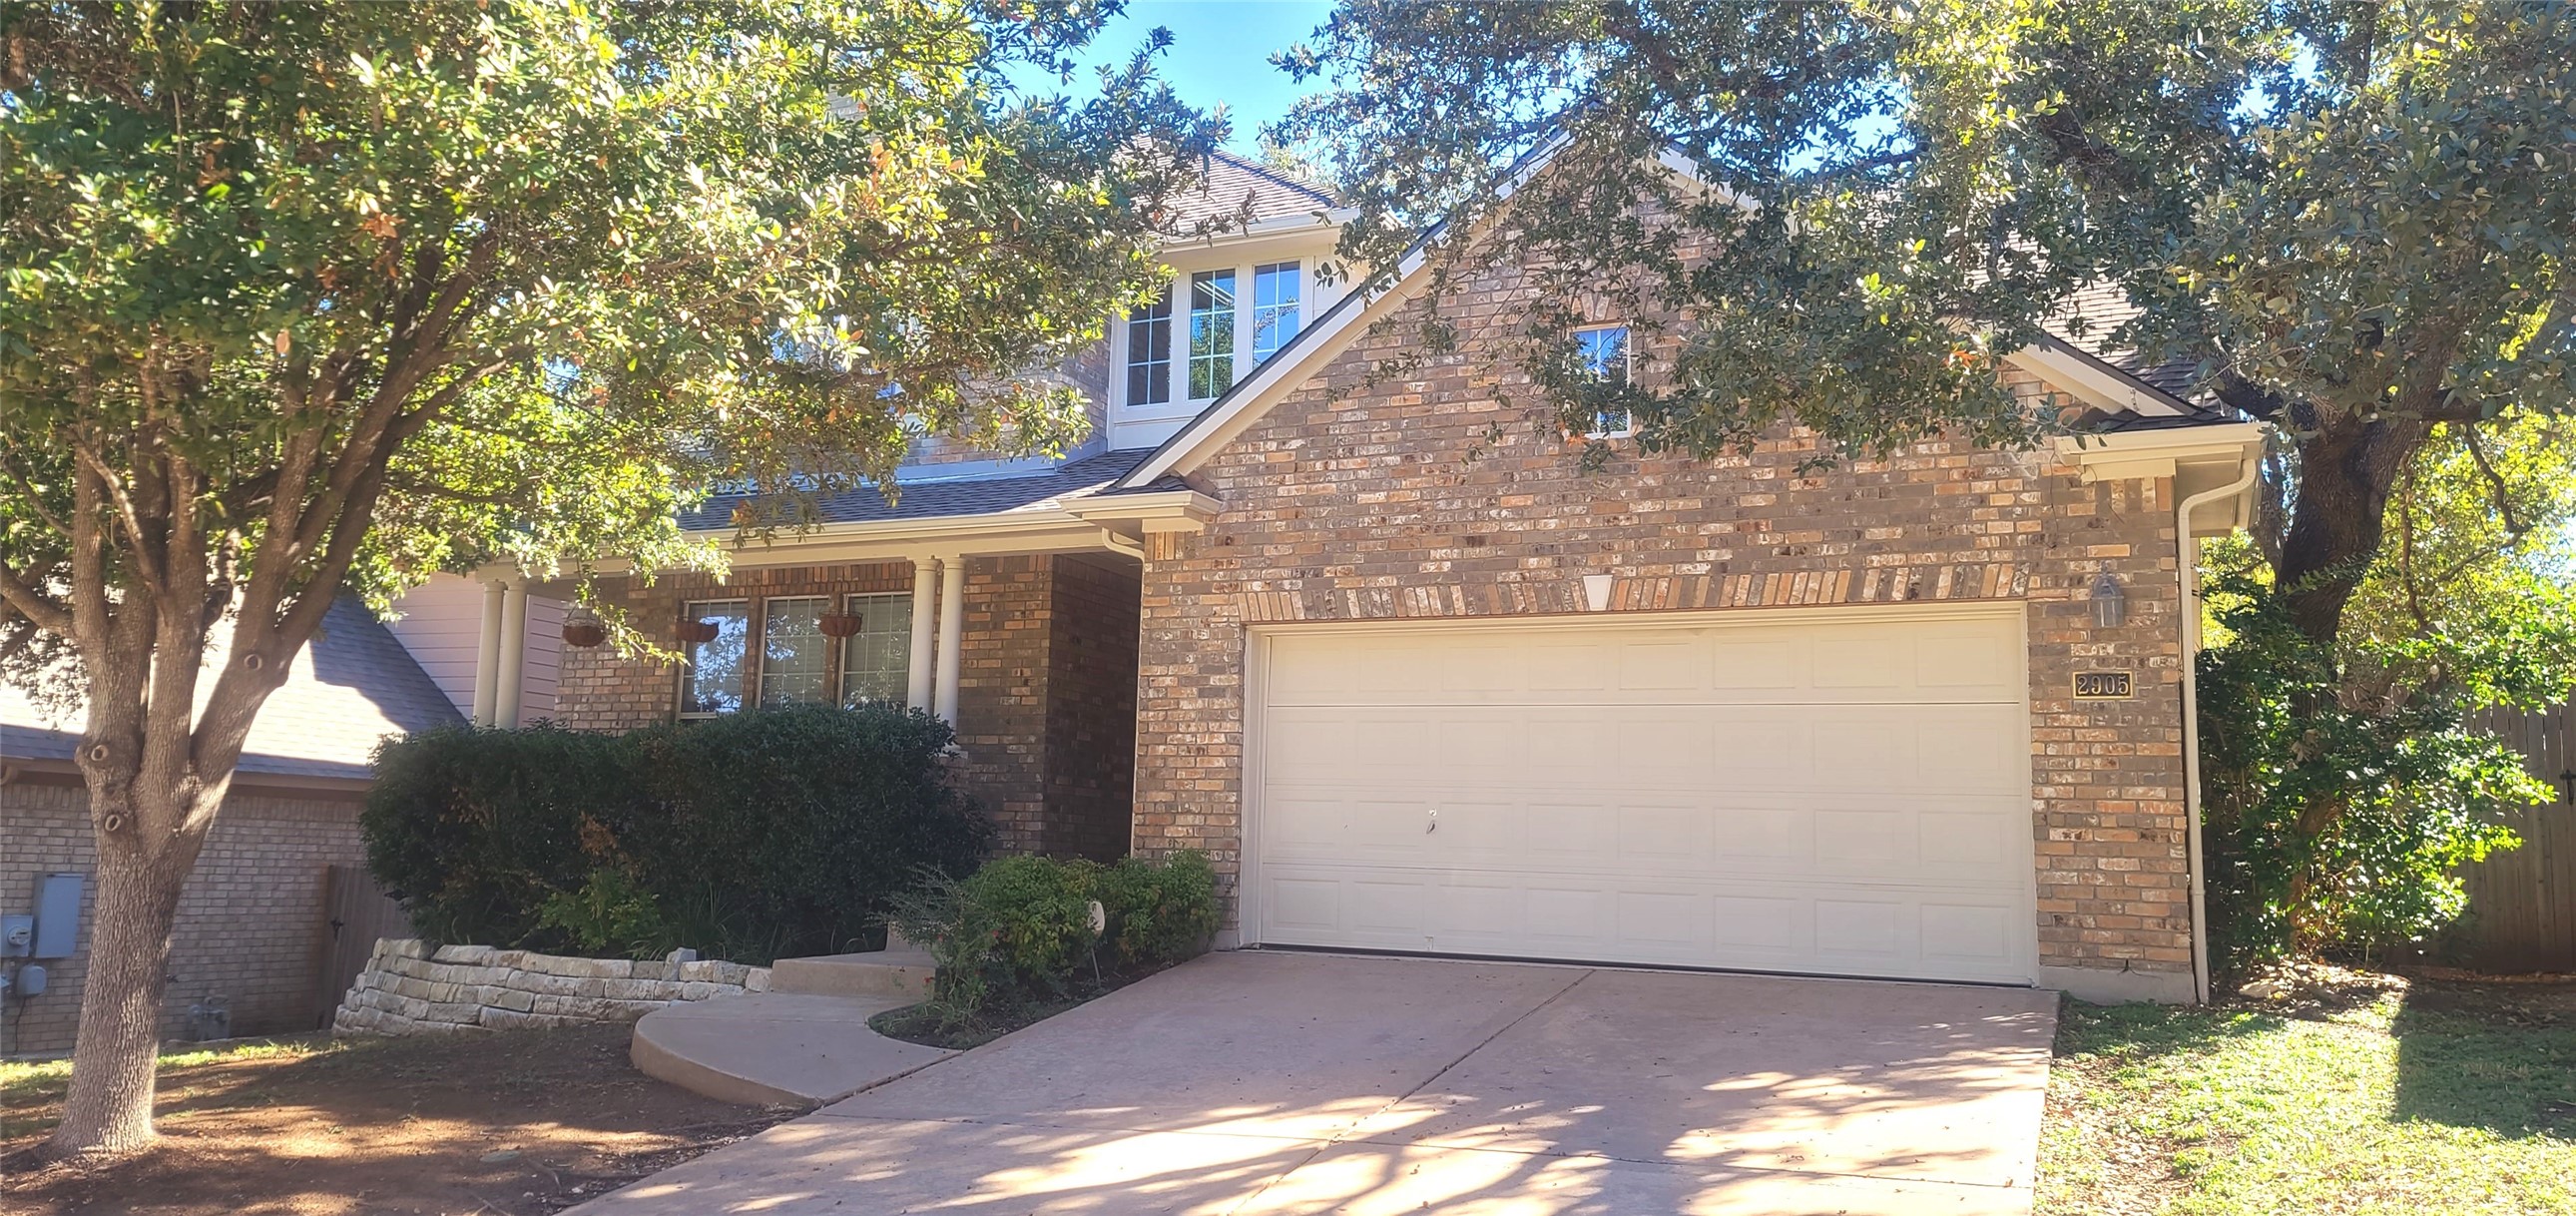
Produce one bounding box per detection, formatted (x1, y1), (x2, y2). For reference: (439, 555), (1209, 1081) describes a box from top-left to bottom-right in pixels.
(364, 704), (991, 963)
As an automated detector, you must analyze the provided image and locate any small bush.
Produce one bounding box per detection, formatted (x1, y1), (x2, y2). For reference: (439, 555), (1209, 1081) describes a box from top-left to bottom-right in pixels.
(365, 704), (992, 962)
(881, 851), (1218, 1034)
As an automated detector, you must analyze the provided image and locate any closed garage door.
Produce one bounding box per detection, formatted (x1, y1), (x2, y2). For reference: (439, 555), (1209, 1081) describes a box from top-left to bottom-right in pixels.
(1247, 606), (2037, 984)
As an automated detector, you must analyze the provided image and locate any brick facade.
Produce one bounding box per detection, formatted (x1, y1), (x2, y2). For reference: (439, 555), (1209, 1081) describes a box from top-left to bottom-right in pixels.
(1127, 272), (2194, 999)
(557, 554), (1139, 862)
(0, 778), (370, 1055)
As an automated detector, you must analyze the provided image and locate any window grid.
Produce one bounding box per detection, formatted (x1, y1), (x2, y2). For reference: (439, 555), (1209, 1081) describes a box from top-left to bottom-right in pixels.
(1188, 270), (1238, 400)
(838, 592), (914, 708)
(1575, 324), (1634, 438)
(679, 599), (751, 717)
(1126, 287), (1174, 407)
(1251, 262), (1301, 364)
(759, 596), (831, 706)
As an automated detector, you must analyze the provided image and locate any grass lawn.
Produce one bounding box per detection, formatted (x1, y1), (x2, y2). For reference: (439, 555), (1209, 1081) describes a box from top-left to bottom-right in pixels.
(3, 1025), (788, 1215)
(2040, 975), (2576, 1215)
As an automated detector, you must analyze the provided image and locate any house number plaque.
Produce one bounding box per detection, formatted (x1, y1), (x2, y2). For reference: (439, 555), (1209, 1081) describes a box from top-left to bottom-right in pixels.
(2073, 671), (2135, 699)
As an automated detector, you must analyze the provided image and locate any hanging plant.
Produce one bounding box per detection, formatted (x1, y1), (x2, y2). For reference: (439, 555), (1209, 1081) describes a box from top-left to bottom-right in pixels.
(817, 610), (864, 639)
(561, 617), (607, 648)
(677, 616), (722, 645)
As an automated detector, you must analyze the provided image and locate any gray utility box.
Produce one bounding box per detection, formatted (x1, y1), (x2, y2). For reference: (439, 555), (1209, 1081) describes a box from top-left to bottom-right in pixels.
(33, 872), (83, 959)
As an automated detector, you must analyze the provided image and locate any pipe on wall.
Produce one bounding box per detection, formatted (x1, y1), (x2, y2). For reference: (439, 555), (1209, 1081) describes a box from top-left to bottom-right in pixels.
(2177, 456), (2262, 1005)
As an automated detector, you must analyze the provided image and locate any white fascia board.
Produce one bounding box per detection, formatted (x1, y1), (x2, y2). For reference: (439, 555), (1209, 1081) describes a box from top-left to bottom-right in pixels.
(2054, 420), (2269, 535)
(1060, 488), (1223, 534)
(2006, 338), (2193, 418)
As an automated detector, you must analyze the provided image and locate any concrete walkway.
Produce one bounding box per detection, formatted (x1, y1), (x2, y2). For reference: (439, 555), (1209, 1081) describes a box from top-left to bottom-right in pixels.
(576, 951), (2058, 1215)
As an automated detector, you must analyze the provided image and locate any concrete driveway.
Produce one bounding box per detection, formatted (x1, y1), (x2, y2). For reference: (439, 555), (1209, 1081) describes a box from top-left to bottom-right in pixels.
(576, 951), (2057, 1215)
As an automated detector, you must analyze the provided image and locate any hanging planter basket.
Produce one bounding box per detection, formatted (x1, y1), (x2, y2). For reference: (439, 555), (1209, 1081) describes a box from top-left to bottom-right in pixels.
(561, 619), (607, 649)
(676, 617), (722, 645)
(817, 610), (865, 639)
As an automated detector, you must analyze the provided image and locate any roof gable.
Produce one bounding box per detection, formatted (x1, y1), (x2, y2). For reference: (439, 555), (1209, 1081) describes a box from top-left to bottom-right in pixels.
(1115, 140), (2218, 488)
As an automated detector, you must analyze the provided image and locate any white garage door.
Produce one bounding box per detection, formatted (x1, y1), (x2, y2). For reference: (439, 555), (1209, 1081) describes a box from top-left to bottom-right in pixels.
(1248, 607), (2037, 984)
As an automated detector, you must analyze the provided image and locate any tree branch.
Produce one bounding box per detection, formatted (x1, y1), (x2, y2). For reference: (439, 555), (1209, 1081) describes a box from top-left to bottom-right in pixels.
(2459, 425), (2530, 537)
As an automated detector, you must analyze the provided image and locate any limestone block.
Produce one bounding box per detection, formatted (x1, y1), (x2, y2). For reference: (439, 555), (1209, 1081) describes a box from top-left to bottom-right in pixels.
(433, 943), (495, 964)
(745, 967), (773, 993)
(488, 987), (537, 1013)
(705, 961), (752, 986)
(600, 978), (675, 1002)
(675, 980), (725, 1001)
(531, 993), (611, 1019)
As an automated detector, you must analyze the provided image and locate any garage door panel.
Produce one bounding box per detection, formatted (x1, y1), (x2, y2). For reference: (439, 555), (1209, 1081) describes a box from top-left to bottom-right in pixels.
(1252, 610), (2036, 985)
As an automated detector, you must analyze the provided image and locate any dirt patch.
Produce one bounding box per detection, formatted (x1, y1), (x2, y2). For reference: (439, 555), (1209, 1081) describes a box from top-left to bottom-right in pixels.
(2, 1025), (792, 1215)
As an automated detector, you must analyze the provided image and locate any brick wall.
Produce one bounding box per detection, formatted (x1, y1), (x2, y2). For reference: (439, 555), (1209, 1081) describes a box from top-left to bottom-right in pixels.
(1128, 264), (2193, 998)
(1043, 555), (1142, 860)
(0, 779), (370, 1055)
(956, 556), (1054, 853)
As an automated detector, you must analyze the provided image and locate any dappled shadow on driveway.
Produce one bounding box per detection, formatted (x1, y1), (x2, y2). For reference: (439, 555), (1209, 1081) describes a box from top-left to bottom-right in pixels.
(572, 954), (2050, 1215)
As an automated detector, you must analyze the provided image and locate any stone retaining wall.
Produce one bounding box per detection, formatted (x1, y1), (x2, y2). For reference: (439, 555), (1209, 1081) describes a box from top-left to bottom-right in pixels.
(332, 938), (771, 1036)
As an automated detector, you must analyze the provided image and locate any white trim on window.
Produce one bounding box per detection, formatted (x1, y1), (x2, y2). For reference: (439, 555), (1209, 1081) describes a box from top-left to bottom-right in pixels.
(1575, 323), (1635, 439)
(1114, 257), (1309, 426)
(836, 591), (913, 708)
(758, 595), (831, 706)
(678, 599), (752, 718)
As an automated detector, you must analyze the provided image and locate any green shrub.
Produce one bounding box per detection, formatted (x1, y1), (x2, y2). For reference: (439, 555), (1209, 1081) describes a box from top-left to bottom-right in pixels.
(2198, 569), (2548, 970)
(1096, 851), (1220, 968)
(365, 704), (992, 962)
(881, 851), (1218, 1031)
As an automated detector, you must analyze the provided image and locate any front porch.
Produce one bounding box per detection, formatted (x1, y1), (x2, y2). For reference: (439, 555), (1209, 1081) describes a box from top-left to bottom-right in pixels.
(465, 450), (1212, 861)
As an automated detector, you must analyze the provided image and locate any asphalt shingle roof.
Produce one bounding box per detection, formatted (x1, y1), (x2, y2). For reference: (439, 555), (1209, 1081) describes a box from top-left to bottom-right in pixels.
(682, 447), (1188, 531)
(1161, 149), (1339, 231)
(0, 597), (462, 782)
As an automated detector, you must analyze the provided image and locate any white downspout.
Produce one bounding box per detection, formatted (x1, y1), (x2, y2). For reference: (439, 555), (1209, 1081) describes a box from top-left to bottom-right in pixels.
(2177, 456), (2261, 1005)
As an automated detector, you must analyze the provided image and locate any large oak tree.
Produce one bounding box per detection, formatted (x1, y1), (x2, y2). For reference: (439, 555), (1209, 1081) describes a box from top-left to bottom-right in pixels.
(0, 0), (1212, 1156)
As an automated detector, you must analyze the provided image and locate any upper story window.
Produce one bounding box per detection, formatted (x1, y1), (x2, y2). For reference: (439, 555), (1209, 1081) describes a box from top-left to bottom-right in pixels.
(1252, 262), (1301, 363)
(1575, 323), (1633, 438)
(1188, 270), (1238, 400)
(680, 599), (752, 717)
(1116, 259), (1312, 420)
(1125, 288), (1175, 409)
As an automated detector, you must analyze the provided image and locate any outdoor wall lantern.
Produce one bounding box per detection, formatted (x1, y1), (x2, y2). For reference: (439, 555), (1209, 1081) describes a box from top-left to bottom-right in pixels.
(2090, 569), (2127, 630)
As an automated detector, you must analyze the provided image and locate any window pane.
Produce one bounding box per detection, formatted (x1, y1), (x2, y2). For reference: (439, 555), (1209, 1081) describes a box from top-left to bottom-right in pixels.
(1188, 270), (1237, 399)
(838, 592), (913, 707)
(681, 600), (750, 716)
(1576, 325), (1630, 383)
(1252, 262), (1300, 364)
(1126, 287), (1173, 407)
(759, 597), (829, 706)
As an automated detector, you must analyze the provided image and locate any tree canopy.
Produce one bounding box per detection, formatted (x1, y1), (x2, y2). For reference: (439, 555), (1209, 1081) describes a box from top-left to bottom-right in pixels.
(1276, 0), (2576, 644)
(0, 0), (1212, 1156)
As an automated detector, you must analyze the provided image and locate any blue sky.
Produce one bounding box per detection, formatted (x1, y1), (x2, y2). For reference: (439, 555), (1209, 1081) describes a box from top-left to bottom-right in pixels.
(1008, 0), (1337, 153)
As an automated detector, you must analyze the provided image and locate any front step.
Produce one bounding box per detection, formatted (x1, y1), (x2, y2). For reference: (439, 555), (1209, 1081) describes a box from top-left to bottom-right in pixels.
(631, 992), (952, 1107)
(770, 947), (936, 1001)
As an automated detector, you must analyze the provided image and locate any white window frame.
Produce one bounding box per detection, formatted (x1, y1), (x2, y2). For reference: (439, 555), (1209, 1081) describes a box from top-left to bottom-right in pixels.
(836, 591), (914, 708)
(1123, 285), (1176, 410)
(1251, 261), (1301, 365)
(1114, 257), (1306, 421)
(1575, 323), (1635, 439)
(677, 599), (752, 719)
(757, 595), (832, 707)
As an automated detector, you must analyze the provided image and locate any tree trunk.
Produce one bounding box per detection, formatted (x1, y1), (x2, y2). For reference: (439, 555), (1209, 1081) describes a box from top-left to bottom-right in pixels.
(46, 783), (214, 1158)
(2272, 412), (2433, 647)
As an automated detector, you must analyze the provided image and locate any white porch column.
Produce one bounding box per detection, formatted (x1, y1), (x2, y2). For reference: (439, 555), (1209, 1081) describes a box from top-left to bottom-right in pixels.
(905, 557), (938, 710)
(472, 579), (506, 726)
(933, 557), (965, 725)
(494, 580), (529, 728)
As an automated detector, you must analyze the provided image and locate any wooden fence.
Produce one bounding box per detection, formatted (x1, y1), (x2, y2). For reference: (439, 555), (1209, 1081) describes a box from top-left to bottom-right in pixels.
(2443, 706), (2576, 972)
(309, 865), (415, 1028)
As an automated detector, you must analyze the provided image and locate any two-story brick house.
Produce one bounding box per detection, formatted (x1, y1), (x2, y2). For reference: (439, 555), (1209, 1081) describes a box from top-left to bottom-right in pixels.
(436, 148), (2264, 1004)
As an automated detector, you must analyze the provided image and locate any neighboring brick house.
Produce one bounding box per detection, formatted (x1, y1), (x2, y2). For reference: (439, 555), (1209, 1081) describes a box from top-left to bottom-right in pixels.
(449, 148), (2262, 1003)
(1, 599), (458, 1055)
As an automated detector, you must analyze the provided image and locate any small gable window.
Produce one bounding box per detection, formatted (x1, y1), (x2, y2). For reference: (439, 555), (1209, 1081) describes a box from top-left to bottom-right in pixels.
(1188, 269), (1239, 400)
(1575, 323), (1633, 438)
(1252, 262), (1302, 363)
